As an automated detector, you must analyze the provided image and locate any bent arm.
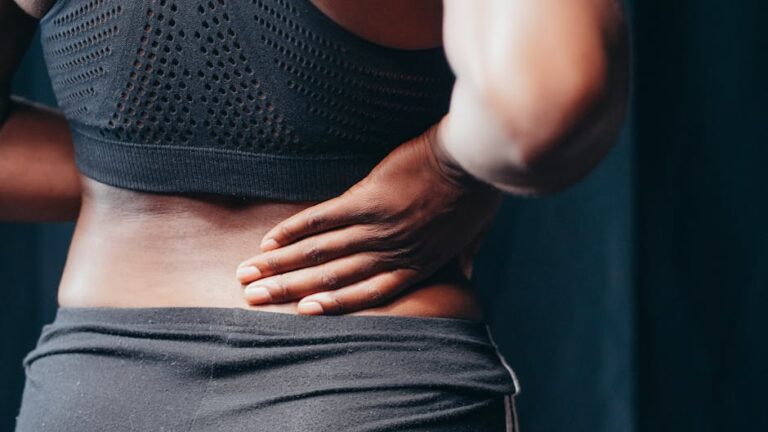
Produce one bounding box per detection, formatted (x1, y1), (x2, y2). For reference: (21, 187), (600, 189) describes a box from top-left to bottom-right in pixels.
(0, 0), (80, 221)
(439, 0), (629, 195)
(13, 0), (55, 18)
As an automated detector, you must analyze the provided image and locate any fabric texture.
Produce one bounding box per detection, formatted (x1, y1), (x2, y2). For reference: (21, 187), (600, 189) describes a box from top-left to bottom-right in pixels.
(37, 0), (455, 200)
(15, 307), (519, 432)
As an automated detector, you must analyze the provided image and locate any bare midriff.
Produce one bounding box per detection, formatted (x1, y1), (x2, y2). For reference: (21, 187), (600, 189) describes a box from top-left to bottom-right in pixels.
(57, 177), (484, 321)
(55, 1), (483, 320)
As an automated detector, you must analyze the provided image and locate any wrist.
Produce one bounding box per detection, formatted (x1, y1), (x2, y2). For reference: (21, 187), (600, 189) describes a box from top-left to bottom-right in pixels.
(425, 115), (494, 191)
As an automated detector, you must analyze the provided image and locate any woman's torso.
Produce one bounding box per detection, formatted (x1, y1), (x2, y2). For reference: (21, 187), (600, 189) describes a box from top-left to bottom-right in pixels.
(53, 0), (485, 321)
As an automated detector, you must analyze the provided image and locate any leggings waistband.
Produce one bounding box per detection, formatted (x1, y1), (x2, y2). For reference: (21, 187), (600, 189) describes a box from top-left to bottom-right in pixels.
(51, 306), (489, 337)
(36, 306), (521, 397)
(19, 306), (521, 432)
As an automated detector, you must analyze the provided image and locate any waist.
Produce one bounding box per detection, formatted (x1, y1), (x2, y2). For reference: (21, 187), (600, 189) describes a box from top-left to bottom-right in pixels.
(57, 177), (484, 321)
(70, 126), (387, 201)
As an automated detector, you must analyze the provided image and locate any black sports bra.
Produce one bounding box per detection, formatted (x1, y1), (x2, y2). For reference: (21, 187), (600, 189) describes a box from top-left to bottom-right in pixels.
(38, 0), (455, 200)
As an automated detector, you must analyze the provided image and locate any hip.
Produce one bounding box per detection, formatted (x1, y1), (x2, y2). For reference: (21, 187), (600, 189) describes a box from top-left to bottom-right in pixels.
(17, 306), (520, 432)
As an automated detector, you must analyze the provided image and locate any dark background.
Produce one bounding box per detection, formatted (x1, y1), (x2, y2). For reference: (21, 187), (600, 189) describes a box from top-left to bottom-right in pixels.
(2, 1), (767, 431)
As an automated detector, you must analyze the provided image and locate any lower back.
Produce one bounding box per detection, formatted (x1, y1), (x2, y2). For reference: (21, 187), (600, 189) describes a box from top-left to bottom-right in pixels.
(57, 177), (484, 320)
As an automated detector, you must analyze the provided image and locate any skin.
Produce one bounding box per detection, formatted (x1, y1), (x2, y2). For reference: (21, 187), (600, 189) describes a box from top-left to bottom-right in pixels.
(12, 0), (52, 18)
(0, 1), (80, 221)
(236, 123), (501, 315)
(2, 0), (628, 318)
(438, 0), (629, 195)
(236, 0), (629, 314)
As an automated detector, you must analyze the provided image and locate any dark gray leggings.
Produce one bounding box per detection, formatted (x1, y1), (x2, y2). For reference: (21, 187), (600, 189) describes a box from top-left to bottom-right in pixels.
(15, 307), (519, 432)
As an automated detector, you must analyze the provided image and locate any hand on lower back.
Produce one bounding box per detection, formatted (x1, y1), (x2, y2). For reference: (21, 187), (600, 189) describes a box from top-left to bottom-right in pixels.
(235, 121), (502, 315)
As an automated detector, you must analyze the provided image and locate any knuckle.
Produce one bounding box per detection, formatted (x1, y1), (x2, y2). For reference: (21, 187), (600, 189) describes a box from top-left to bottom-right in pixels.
(304, 244), (325, 264)
(363, 254), (383, 272)
(264, 255), (282, 273)
(363, 224), (392, 244)
(382, 246), (416, 265)
(278, 224), (293, 241)
(365, 284), (385, 303)
(269, 276), (290, 300)
(386, 227), (412, 246)
(362, 201), (385, 219)
(328, 296), (346, 314)
(346, 180), (370, 196)
(306, 211), (325, 230)
(319, 268), (340, 289)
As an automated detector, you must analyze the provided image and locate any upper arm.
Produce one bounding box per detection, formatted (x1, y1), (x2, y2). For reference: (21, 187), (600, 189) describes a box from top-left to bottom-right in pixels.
(0, 1), (81, 222)
(438, 1), (628, 192)
(441, 0), (625, 88)
(0, 0), (38, 115)
(441, 0), (628, 158)
(443, 0), (623, 112)
(10, 0), (54, 19)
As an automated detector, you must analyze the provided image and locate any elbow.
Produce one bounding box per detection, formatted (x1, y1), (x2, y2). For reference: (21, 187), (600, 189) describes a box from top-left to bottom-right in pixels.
(481, 68), (627, 195)
(503, 74), (609, 173)
(441, 2), (629, 195)
(491, 59), (609, 165)
(483, 39), (628, 184)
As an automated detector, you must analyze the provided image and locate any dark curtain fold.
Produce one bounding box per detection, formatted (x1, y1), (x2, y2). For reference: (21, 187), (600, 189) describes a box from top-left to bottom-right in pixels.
(2, 1), (767, 431)
(632, 1), (768, 431)
(0, 37), (69, 432)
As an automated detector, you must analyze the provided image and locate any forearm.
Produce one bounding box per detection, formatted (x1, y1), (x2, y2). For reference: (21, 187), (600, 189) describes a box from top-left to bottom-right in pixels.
(13, 0), (56, 19)
(439, 0), (629, 195)
(0, 97), (81, 221)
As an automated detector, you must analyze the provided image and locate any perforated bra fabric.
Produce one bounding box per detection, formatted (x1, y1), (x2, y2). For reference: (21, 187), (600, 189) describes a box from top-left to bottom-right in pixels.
(38, 0), (455, 200)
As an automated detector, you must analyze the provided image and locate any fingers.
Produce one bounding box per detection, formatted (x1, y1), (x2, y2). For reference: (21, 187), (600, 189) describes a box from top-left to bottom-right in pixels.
(296, 268), (419, 315)
(259, 192), (369, 251)
(242, 253), (383, 305)
(236, 225), (370, 284)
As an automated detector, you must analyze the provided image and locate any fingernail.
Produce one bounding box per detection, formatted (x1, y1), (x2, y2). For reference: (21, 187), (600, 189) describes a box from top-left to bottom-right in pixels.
(297, 301), (324, 315)
(260, 238), (279, 251)
(244, 286), (272, 304)
(236, 266), (261, 282)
